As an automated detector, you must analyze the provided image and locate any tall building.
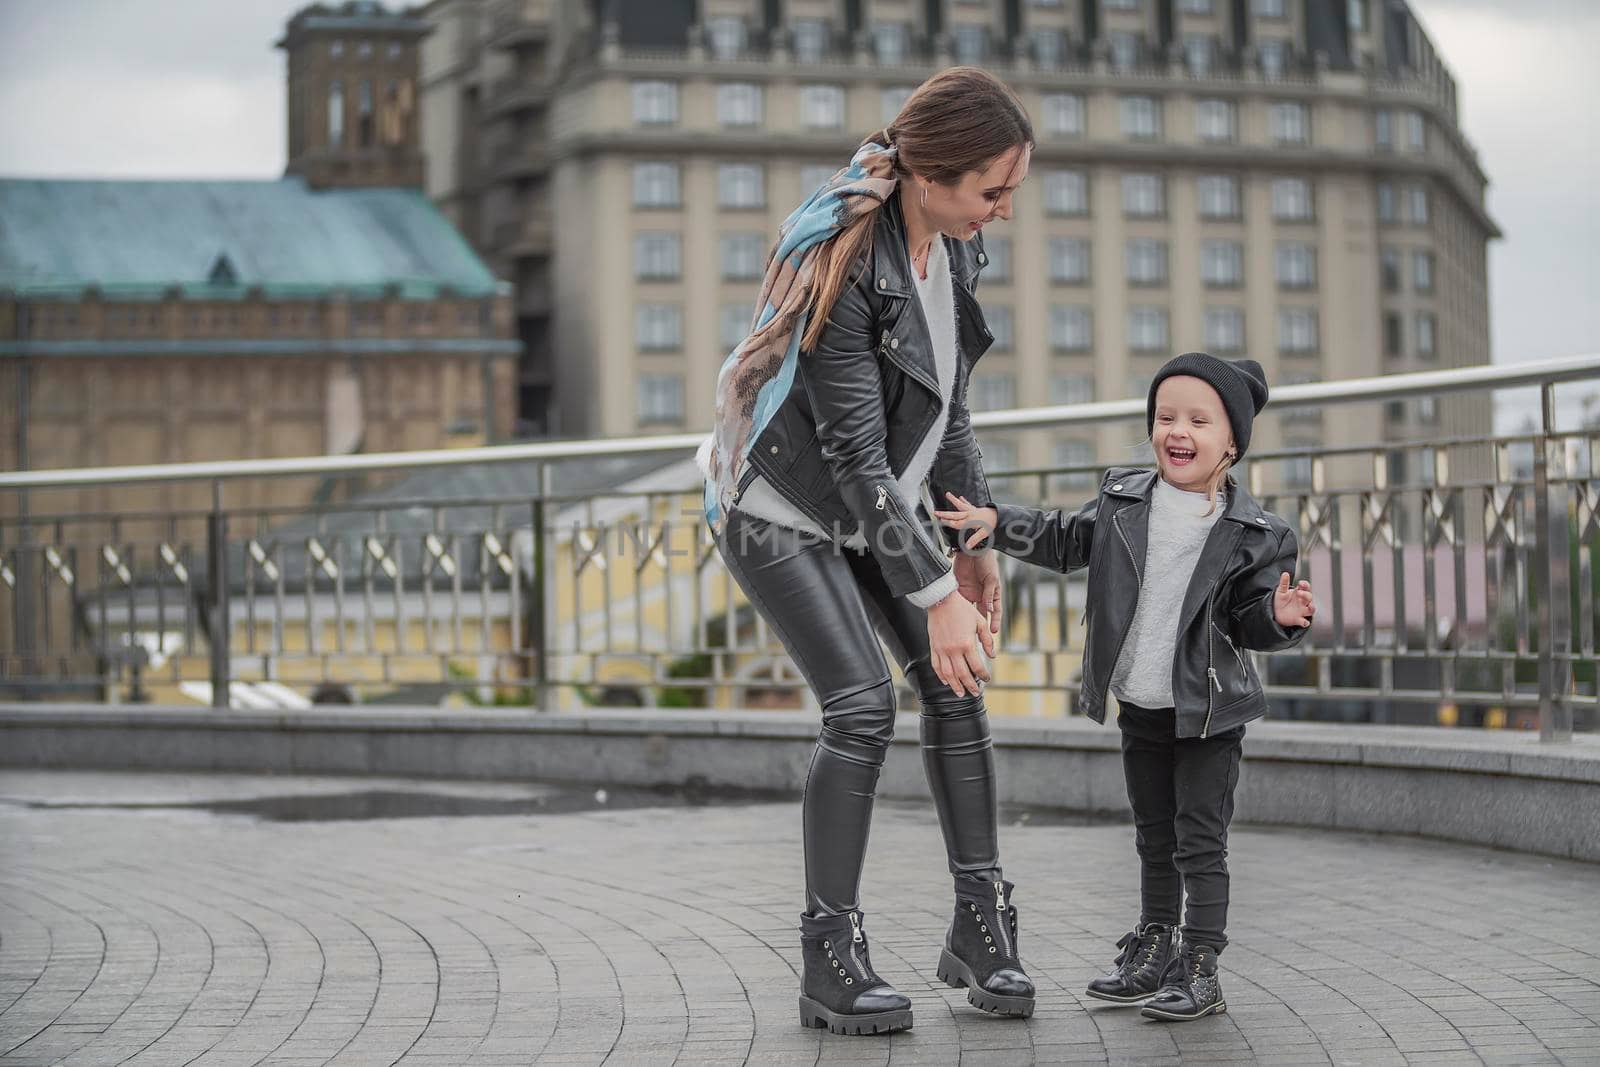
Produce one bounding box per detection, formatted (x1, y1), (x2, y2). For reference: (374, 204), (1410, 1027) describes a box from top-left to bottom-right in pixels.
(421, 0), (1495, 481)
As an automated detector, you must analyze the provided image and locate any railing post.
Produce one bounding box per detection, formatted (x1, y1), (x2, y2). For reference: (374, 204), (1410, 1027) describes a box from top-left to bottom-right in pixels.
(207, 479), (230, 710)
(528, 463), (550, 711)
(1534, 384), (1573, 741)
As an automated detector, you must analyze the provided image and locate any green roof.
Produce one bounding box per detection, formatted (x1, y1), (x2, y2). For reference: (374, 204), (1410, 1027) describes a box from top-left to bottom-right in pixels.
(0, 177), (504, 300)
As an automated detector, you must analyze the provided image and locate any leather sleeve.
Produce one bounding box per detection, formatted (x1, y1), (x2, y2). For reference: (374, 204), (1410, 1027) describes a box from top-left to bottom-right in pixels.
(801, 275), (956, 605)
(928, 365), (994, 551)
(989, 492), (1101, 574)
(1228, 525), (1309, 652)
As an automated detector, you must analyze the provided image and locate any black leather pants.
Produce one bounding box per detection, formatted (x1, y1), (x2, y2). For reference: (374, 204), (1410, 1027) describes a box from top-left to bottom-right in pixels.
(717, 508), (1002, 918)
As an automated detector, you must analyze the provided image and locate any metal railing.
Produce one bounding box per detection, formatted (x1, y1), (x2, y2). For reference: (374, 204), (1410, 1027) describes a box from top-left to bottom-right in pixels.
(2, 355), (1596, 740)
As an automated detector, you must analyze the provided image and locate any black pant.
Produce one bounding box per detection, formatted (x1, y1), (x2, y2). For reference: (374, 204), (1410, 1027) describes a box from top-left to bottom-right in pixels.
(1117, 701), (1245, 952)
(716, 509), (1001, 918)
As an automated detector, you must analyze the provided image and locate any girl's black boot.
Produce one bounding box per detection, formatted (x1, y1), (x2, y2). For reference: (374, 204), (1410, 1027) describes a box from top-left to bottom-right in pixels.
(1141, 941), (1227, 1021)
(798, 910), (913, 1035)
(1085, 922), (1177, 1003)
(936, 879), (1035, 1017)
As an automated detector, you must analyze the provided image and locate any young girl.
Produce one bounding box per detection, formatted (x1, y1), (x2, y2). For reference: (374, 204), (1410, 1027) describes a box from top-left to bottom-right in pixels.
(934, 352), (1315, 1021)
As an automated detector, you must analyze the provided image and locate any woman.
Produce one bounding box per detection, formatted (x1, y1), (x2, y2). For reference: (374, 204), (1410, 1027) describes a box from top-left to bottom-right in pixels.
(696, 67), (1035, 1035)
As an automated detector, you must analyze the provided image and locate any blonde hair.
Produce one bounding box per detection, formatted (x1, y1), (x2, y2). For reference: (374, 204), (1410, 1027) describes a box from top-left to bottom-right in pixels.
(801, 67), (1033, 351)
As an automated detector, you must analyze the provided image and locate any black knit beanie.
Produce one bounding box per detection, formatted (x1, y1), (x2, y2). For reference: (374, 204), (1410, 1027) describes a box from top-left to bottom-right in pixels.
(1146, 352), (1270, 459)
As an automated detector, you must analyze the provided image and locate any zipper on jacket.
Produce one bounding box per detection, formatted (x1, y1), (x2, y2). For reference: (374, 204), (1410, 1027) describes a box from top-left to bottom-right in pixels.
(875, 484), (889, 511)
(1097, 509), (1142, 712)
(847, 910), (869, 980)
(993, 881), (1013, 958)
(1202, 588), (1218, 737)
(1215, 621), (1247, 675)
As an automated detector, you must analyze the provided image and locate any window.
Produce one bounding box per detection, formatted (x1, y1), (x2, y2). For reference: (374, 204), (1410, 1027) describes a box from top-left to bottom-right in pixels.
(706, 16), (746, 59)
(1032, 30), (1068, 69)
(387, 41), (402, 60)
(987, 305), (1014, 350)
(971, 374), (1017, 413)
(1271, 177), (1313, 220)
(1269, 102), (1309, 144)
(1051, 306), (1093, 351)
(1374, 110), (1393, 150)
(717, 83), (762, 127)
(800, 164), (837, 195)
(633, 162), (680, 207)
(638, 374), (685, 423)
(1205, 307), (1245, 353)
(1043, 93), (1085, 137)
(1380, 247), (1401, 292)
(799, 85), (845, 129)
(1104, 0), (1140, 8)
(881, 86), (914, 125)
(1285, 439), (1317, 489)
(1128, 307), (1169, 352)
(1349, 0), (1368, 32)
(1052, 440), (1098, 491)
(1052, 373), (1096, 405)
(632, 80), (678, 125)
(1201, 241), (1243, 287)
(981, 438), (1019, 473)
(791, 19), (829, 63)
(1279, 307), (1319, 353)
(1108, 32), (1139, 72)
(1127, 239), (1168, 286)
(1044, 170), (1089, 216)
(330, 39), (344, 58)
(953, 24), (988, 65)
(357, 81), (374, 147)
(1179, 0), (1214, 12)
(1195, 99), (1236, 142)
(718, 164), (765, 208)
(1413, 251), (1435, 293)
(721, 233), (766, 280)
(983, 236), (1012, 282)
(1376, 182), (1396, 223)
(1197, 174), (1241, 219)
(1258, 39), (1287, 77)
(1255, 0), (1286, 17)
(720, 303), (750, 349)
(357, 39), (372, 58)
(1416, 312), (1437, 358)
(1404, 110), (1426, 151)
(873, 23), (910, 64)
(1407, 184), (1430, 225)
(1276, 242), (1317, 288)
(327, 81), (344, 148)
(634, 232), (681, 280)
(1050, 238), (1092, 284)
(1122, 173), (1165, 217)
(636, 304), (682, 351)
(1384, 312), (1404, 357)
(1417, 395), (1438, 423)
(1121, 96), (1161, 140)
(1184, 36), (1213, 75)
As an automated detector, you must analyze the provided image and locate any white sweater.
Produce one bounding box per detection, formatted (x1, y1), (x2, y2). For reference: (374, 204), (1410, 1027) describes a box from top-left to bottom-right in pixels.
(710, 236), (961, 608)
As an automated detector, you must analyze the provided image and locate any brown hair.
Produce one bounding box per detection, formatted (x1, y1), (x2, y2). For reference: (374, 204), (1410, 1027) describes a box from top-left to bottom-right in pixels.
(801, 66), (1034, 351)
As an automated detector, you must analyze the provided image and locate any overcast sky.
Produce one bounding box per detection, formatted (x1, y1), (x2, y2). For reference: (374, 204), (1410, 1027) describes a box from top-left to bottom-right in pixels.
(1, 0), (1595, 393)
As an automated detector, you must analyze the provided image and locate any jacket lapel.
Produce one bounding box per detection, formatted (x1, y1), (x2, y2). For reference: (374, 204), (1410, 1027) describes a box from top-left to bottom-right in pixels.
(1175, 477), (1270, 631)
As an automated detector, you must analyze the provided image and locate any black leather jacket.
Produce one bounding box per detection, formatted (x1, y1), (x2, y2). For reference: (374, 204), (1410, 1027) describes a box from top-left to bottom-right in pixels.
(992, 467), (1306, 738)
(735, 194), (996, 601)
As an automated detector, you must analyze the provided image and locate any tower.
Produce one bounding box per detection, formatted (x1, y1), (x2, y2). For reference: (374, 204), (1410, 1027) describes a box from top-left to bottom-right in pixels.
(279, 1), (431, 189)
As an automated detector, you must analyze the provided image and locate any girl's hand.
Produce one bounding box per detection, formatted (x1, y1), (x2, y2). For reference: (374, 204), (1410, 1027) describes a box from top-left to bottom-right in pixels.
(1273, 572), (1316, 629)
(933, 492), (1000, 552)
(926, 591), (995, 697)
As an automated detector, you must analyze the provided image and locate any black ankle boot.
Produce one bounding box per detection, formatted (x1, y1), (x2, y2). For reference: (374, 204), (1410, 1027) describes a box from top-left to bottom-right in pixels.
(936, 879), (1035, 1017)
(798, 910), (913, 1035)
(1085, 921), (1177, 1004)
(1141, 941), (1227, 1021)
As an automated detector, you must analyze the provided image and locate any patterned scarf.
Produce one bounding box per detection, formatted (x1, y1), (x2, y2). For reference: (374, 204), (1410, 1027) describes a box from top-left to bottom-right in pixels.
(699, 141), (900, 531)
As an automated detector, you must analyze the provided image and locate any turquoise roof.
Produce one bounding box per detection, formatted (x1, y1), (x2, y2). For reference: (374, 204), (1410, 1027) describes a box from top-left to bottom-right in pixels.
(0, 177), (503, 300)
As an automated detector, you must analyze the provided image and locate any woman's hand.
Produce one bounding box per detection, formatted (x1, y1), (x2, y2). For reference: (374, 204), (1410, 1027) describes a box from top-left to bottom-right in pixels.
(933, 492), (1000, 552)
(1273, 572), (1316, 629)
(927, 591), (995, 698)
(953, 548), (1003, 637)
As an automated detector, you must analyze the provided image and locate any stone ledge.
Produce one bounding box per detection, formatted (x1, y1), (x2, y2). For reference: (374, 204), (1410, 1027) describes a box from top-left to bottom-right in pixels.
(2, 704), (1596, 861)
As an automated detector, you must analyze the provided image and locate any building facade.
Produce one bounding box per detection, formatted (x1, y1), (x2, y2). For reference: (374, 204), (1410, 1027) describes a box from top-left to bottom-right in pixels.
(422, 0), (1494, 485)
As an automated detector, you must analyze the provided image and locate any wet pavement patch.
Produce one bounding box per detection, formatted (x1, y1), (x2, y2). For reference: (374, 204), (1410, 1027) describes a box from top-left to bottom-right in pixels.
(21, 780), (796, 822)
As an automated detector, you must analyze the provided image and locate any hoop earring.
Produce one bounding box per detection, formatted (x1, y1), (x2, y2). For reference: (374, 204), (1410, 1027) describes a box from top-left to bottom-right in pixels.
(920, 183), (928, 208)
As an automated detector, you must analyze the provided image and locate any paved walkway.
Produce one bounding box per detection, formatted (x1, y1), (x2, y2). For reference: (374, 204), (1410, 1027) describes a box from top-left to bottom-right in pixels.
(1, 771), (1598, 1066)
